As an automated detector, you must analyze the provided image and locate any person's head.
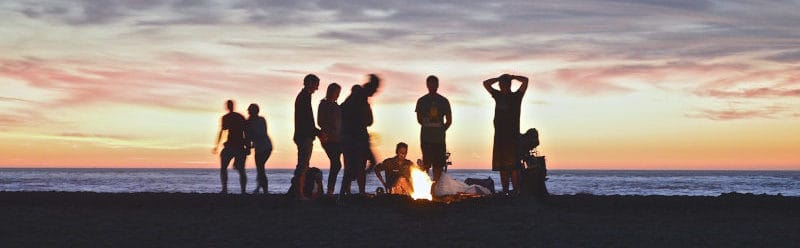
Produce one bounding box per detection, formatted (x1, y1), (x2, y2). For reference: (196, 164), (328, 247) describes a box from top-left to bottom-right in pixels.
(395, 142), (408, 160)
(426, 75), (439, 94)
(247, 103), (259, 117)
(498, 74), (512, 92)
(303, 74), (320, 93)
(225, 99), (234, 112)
(326, 83), (341, 101)
(351, 84), (362, 95)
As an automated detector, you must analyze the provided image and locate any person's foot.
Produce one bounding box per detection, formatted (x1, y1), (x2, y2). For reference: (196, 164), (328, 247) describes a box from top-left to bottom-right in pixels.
(220, 189), (228, 194)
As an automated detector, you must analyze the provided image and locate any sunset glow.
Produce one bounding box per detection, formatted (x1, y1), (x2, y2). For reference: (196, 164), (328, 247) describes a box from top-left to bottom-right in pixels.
(1, 1), (798, 170)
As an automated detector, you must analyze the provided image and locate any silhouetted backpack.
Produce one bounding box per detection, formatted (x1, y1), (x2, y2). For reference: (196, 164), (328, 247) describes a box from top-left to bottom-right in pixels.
(519, 128), (548, 198)
(465, 178), (495, 194)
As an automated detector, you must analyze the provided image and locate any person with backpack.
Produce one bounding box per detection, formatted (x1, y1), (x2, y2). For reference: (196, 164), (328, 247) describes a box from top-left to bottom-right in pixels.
(483, 74), (529, 195)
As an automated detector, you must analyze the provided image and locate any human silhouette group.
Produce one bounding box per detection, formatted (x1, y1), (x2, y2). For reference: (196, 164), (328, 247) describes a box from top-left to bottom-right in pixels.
(213, 73), (530, 198)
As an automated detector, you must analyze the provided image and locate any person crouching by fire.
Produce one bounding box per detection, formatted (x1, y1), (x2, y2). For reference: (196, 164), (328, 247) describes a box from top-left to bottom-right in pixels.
(374, 142), (414, 195)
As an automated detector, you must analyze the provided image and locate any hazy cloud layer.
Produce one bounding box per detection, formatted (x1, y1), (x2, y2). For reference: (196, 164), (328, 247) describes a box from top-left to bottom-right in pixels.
(3, 0), (800, 123)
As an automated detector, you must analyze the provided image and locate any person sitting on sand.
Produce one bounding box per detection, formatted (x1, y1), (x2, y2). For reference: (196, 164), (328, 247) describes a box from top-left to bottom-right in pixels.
(374, 142), (414, 195)
(302, 167), (324, 199)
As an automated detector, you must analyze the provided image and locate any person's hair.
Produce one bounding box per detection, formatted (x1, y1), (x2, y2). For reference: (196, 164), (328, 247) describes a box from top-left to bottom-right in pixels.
(396, 142), (408, 153)
(426, 75), (438, 85)
(247, 103), (259, 116)
(351, 84), (362, 94)
(303, 74), (320, 87)
(225, 99), (234, 111)
(499, 74), (512, 84)
(326, 83), (341, 99)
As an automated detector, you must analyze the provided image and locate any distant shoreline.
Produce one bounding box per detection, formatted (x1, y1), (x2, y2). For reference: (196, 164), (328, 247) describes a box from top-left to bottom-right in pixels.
(2, 192), (798, 247)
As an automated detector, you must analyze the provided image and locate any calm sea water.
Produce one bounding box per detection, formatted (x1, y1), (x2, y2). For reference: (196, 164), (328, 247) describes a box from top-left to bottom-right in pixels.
(1, 168), (798, 196)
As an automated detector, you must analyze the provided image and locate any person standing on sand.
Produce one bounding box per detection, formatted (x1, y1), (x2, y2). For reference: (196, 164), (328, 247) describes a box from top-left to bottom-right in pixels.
(318, 83), (343, 195)
(246, 103), (273, 194)
(415, 75), (452, 182)
(483, 74), (529, 195)
(213, 100), (248, 194)
(340, 75), (380, 195)
(292, 74), (324, 199)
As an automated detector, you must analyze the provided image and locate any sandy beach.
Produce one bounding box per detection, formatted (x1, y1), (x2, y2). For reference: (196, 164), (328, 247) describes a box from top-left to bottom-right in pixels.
(1, 192), (797, 247)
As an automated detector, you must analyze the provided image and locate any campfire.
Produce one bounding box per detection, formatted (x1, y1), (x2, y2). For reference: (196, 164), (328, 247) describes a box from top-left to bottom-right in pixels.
(408, 166), (433, 200)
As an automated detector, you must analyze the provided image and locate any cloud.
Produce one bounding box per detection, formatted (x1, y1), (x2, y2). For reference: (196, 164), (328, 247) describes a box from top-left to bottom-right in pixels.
(0, 56), (297, 112)
(764, 50), (800, 63)
(687, 106), (788, 121)
(58, 132), (137, 141)
(699, 88), (800, 98)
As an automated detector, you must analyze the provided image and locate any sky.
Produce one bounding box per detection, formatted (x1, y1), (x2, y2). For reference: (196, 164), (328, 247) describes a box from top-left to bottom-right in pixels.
(0, 0), (798, 170)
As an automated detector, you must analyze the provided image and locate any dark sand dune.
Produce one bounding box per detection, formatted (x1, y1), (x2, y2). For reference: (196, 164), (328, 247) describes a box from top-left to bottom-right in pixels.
(1, 192), (798, 247)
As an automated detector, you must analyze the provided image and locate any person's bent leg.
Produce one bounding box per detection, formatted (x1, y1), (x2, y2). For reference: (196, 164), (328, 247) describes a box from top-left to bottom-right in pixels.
(234, 151), (247, 194)
(323, 142), (342, 195)
(220, 148), (234, 193)
(511, 169), (520, 194)
(500, 170), (510, 194)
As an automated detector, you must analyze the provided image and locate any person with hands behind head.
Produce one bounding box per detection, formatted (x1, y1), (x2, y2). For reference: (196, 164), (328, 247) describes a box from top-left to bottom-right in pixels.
(483, 74), (529, 195)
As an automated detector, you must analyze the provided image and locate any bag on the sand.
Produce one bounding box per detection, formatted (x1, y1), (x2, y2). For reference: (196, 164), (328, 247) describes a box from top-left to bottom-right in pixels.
(465, 177), (495, 194)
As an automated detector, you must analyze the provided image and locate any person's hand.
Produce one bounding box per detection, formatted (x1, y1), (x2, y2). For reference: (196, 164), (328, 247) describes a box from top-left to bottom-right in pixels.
(212, 147), (218, 155)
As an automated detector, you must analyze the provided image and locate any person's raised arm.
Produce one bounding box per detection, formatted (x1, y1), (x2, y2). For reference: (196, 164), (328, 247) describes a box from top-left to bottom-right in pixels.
(514, 75), (529, 96)
(483, 77), (500, 94)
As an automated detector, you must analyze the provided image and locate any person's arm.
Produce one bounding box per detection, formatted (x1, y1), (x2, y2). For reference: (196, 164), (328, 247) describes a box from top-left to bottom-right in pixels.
(213, 118), (224, 154)
(483, 77), (500, 94)
(374, 163), (388, 189)
(444, 103), (452, 131)
(318, 102), (329, 131)
(213, 129), (222, 154)
(513, 75), (529, 96)
(364, 103), (374, 127)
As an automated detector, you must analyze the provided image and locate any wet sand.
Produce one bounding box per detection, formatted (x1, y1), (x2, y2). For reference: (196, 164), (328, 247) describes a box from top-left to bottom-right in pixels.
(1, 192), (797, 247)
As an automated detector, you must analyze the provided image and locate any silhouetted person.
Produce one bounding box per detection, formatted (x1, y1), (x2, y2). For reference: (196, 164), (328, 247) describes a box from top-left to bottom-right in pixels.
(213, 100), (247, 194)
(374, 142), (414, 195)
(318, 83), (342, 195)
(303, 167), (325, 199)
(415, 75), (452, 182)
(292, 74), (323, 199)
(483, 74), (529, 194)
(246, 103), (273, 194)
(340, 75), (380, 195)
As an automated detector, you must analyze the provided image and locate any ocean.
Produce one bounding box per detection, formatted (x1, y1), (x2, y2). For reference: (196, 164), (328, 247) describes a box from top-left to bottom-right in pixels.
(1, 168), (798, 196)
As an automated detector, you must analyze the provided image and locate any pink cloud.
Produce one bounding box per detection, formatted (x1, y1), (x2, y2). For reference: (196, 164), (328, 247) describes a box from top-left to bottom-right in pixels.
(687, 106), (788, 121)
(542, 62), (750, 96)
(699, 87), (800, 98)
(0, 57), (298, 112)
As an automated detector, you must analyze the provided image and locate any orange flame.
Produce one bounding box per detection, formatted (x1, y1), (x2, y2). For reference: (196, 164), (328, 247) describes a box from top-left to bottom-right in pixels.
(409, 166), (433, 200)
